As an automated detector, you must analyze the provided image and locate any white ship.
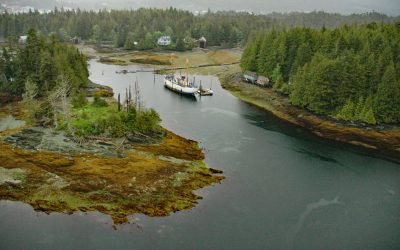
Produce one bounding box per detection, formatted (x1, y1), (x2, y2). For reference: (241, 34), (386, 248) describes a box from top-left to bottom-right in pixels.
(164, 74), (199, 96)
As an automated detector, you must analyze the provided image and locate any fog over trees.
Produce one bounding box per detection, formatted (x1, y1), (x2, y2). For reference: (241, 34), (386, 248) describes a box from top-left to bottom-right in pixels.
(2, 0), (400, 16)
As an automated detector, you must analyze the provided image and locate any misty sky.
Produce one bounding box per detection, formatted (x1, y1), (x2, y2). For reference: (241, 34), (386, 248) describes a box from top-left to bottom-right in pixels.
(63, 0), (400, 15)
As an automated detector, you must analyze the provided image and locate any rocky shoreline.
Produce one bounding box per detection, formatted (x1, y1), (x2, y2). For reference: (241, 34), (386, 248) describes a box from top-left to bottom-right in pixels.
(220, 73), (400, 160)
(0, 98), (223, 226)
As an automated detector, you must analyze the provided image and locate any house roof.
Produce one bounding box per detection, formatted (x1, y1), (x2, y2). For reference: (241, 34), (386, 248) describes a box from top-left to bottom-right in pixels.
(257, 76), (269, 81)
(158, 36), (171, 41)
(199, 36), (207, 42)
(244, 71), (257, 78)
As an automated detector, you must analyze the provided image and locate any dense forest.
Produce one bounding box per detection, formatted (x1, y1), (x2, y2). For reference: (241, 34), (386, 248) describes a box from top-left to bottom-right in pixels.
(0, 8), (398, 50)
(0, 29), (161, 138)
(241, 23), (400, 124)
(0, 28), (88, 96)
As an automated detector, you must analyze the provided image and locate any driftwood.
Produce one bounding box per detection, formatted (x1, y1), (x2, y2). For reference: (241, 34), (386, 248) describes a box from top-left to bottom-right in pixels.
(115, 137), (126, 151)
(86, 135), (112, 141)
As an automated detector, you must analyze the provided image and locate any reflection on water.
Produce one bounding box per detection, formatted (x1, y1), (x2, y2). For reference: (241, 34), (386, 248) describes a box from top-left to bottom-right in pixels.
(295, 148), (343, 165)
(0, 59), (399, 249)
(161, 86), (199, 102)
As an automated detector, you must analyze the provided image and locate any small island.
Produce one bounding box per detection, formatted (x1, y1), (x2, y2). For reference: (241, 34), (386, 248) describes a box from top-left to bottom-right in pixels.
(0, 29), (223, 225)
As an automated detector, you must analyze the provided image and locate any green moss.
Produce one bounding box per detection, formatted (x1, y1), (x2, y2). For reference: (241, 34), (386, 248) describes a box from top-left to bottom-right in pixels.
(46, 193), (90, 209)
(129, 57), (171, 65)
(99, 57), (126, 65)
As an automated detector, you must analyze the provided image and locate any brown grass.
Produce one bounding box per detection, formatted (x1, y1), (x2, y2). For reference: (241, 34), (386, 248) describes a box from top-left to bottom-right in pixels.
(78, 44), (242, 75)
(0, 129), (223, 225)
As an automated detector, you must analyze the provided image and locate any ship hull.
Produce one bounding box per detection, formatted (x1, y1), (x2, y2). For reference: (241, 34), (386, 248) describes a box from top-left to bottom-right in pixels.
(164, 79), (199, 96)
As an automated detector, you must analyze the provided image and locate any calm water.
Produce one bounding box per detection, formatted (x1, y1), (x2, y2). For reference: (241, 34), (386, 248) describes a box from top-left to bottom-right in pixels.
(1, 59), (399, 249)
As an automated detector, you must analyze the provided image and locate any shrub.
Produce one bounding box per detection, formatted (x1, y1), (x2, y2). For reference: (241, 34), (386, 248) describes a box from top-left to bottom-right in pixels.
(92, 95), (108, 107)
(72, 90), (88, 108)
(134, 108), (161, 133)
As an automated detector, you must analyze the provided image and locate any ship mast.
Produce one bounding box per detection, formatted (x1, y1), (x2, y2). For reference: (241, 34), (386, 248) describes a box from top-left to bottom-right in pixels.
(185, 58), (189, 87)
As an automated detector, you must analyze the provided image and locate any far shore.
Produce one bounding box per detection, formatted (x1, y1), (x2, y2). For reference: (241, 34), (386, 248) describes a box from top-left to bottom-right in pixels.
(77, 44), (242, 75)
(220, 73), (400, 160)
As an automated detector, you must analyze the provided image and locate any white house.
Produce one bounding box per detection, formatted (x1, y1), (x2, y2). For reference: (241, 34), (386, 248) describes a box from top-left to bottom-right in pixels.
(157, 36), (171, 46)
(18, 35), (27, 44)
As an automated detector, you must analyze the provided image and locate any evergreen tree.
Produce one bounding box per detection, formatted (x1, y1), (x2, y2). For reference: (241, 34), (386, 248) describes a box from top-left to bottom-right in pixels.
(290, 66), (308, 107)
(291, 42), (312, 76)
(0, 28), (88, 96)
(374, 63), (400, 123)
(124, 32), (136, 50)
(22, 78), (38, 102)
(175, 37), (185, 51)
(336, 99), (355, 121)
(241, 32), (262, 72)
(363, 108), (377, 125)
(306, 54), (340, 113)
(92, 24), (101, 43)
(353, 96), (364, 121)
(241, 22), (400, 124)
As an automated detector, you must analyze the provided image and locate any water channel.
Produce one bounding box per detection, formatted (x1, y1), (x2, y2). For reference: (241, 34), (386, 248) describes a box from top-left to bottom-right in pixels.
(0, 59), (399, 249)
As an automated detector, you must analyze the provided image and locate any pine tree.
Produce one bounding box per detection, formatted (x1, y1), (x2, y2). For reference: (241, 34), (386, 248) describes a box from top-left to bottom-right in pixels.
(240, 32), (262, 72)
(257, 33), (269, 75)
(363, 108), (377, 125)
(22, 78), (38, 103)
(124, 32), (136, 50)
(336, 99), (355, 121)
(302, 54), (339, 114)
(374, 62), (400, 123)
(354, 96), (364, 121)
(290, 66), (308, 107)
(175, 37), (186, 51)
(291, 43), (312, 76)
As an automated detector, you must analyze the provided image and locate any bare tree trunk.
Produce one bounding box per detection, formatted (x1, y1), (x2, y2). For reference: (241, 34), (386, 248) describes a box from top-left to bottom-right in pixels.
(118, 93), (121, 111)
(48, 74), (73, 134)
(134, 80), (143, 112)
(53, 109), (58, 128)
(125, 88), (129, 112)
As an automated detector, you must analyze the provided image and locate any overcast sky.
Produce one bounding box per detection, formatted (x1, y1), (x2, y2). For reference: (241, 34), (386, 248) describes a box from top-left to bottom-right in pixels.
(72, 0), (400, 15)
(7, 0), (400, 16)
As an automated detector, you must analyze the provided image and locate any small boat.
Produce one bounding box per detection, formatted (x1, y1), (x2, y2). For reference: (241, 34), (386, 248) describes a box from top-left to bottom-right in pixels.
(164, 74), (199, 96)
(199, 84), (214, 96)
(116, 69), (128, 74)
(116, 69), (137, 74)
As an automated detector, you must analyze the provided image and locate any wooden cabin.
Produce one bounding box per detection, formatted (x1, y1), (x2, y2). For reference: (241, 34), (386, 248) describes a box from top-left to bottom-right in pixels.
(256, 76), (271, 87)
(243, 71), (258, 83)
(70, 36), (81, 44)
(199, 36), (207, 49)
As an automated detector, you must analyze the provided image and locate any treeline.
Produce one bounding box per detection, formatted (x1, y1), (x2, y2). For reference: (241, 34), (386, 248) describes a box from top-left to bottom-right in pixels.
(241, 23), (400, 124)
(0, 29), (161, 138)
(268, 11), (396, 29)
(0, 28), (88, 96)
(0, 8), (398, 50)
